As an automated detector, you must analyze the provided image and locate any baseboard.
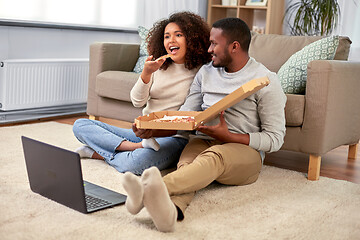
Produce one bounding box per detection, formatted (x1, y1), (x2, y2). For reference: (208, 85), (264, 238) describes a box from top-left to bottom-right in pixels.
(0, 103), (86, 125)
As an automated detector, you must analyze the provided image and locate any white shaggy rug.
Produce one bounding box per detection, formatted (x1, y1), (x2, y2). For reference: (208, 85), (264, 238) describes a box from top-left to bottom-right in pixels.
(0, 122), (359, 240)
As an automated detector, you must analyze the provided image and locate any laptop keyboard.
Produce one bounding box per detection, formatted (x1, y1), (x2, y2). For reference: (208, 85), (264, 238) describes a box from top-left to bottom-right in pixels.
(85, 194), (111, 210)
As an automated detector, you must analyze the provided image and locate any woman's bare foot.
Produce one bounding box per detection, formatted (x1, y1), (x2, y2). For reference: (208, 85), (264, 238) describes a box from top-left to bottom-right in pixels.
(91, 151), (104, 160)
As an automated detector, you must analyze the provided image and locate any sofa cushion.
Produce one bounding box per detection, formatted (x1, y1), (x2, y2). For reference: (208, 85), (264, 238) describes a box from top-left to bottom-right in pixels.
(96, 71), (140, 102)
(249, 33), (351, 73)
(96, 72), (304, 127)
(284, 94), (305, 127)
(133, 26), (149, 73)
(278, 36), (339, 94)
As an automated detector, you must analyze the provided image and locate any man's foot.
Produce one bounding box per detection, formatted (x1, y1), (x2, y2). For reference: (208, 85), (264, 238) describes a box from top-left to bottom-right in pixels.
(122, 172), (144, 215)
(142, 138), (160, 151)
(141, 167), (177, 232)
(75, 146), (94, 158)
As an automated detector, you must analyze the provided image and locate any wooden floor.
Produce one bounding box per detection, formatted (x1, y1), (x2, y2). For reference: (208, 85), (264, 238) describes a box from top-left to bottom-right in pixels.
(6, 114), (360, 184)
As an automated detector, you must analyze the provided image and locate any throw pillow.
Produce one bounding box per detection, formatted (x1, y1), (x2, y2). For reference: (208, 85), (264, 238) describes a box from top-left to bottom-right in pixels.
(278, 35), (339, 94)
(133, 26), (149, 73)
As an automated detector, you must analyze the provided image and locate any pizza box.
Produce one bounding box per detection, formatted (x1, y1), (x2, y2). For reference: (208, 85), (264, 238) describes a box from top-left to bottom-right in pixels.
(134, 76), (270, 130)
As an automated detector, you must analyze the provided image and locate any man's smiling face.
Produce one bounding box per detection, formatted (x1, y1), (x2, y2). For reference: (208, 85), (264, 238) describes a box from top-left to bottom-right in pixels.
(208, 28), (232, 68)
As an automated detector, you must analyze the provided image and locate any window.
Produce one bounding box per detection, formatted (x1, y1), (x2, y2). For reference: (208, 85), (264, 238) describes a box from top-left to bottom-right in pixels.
(0, 0), (139, 30)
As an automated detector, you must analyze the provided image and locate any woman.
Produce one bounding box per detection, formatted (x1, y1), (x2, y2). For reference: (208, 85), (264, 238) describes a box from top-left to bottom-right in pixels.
(72, 11), (211, 175)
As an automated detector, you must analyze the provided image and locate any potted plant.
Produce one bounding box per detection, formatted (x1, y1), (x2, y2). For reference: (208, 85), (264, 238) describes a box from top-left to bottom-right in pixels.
(284, 0), (340, 36)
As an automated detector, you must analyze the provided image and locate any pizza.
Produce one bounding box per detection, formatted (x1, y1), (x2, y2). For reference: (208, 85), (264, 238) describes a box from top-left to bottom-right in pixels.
(151, 115), (195, 123)
(156, 54), (173, 61)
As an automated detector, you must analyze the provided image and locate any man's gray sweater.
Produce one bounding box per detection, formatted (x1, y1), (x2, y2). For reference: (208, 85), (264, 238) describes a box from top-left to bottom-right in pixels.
(179, 58), (287, 160)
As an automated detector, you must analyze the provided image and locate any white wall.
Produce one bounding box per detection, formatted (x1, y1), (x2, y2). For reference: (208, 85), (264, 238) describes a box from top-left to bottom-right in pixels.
(0, 0), (357, 61)
(0, 0), (207, 61)
(0, 26), (139, 60)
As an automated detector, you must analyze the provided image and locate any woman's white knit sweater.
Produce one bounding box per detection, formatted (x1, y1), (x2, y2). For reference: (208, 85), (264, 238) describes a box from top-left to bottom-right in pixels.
(130, 63), (198, 115)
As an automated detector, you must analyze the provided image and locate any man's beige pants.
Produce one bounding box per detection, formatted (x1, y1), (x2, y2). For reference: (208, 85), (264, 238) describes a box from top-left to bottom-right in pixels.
(163, 138), (262, 218)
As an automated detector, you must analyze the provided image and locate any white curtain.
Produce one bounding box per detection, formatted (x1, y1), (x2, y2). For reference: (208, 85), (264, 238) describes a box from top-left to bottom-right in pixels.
(335, 0), (360, 61)
(0, 0), (207, 30)
(137, 0), (208, 29)
(0, 0), (139, 29)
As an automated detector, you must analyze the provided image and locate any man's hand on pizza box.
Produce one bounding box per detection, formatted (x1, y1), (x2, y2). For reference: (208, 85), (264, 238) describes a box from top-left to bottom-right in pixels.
(197, 111), (231, 142)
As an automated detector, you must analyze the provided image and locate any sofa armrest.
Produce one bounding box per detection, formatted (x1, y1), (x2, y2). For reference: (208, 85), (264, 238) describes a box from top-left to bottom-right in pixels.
(87, 42), (140, 116)
(302, 60), (360, 154)
(90, 42), (140, 73)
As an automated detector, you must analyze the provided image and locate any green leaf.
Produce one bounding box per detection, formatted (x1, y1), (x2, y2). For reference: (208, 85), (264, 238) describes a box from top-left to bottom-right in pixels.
(285, 0), (340, 36)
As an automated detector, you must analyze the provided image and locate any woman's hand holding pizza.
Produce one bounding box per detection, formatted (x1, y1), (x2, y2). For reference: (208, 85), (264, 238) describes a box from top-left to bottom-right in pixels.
(140, 55), (167, 84)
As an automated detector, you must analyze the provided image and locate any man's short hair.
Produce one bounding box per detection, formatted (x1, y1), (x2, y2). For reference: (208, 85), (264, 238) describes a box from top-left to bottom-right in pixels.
(212, 18), (251, 52)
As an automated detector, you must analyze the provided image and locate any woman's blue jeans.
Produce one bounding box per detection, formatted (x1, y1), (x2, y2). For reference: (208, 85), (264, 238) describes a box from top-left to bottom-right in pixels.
(72, 118), (188, 175)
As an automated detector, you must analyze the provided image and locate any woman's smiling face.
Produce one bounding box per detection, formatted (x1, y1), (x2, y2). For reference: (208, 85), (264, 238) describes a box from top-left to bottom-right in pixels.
(163, 22), (187, 64)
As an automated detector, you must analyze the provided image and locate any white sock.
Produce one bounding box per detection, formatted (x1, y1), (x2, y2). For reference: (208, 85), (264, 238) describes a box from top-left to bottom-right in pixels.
(75, 145), (94, 158)
(142, 138), (160, 151)
(141, 167), (177, 232)
(122, 172), (144, 215)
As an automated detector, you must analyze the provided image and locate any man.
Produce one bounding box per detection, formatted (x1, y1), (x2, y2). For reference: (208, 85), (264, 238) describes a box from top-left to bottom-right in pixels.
(123, 18), (286, 232)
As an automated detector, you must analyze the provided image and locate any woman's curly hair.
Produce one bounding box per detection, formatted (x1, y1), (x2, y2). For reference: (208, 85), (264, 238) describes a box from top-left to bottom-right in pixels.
(146, 11), (212, 70)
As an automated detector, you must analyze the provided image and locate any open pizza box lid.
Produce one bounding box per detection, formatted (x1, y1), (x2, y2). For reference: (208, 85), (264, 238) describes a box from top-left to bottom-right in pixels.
(134, 76), (270, 130)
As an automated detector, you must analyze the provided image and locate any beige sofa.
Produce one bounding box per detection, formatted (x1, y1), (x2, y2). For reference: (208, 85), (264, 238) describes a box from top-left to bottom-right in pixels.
(87, 34), (360, 181)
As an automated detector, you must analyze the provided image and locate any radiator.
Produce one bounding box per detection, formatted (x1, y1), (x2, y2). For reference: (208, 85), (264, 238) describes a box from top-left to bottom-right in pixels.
(0, 59), (89, 111)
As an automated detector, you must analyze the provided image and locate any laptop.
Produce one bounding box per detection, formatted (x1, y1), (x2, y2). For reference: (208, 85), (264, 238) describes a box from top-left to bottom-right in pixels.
(21, 136), (127, 214)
